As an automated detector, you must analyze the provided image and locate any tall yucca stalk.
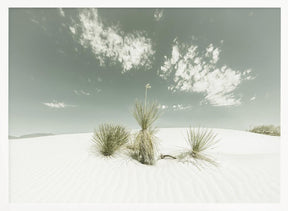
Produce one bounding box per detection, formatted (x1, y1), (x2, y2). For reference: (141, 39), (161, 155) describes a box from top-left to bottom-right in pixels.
(144, 83), (151, 109)
(132, 84), (160, 165)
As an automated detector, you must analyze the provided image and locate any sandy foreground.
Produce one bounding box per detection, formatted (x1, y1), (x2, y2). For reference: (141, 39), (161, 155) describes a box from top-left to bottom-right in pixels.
(9, 128), (280, 203)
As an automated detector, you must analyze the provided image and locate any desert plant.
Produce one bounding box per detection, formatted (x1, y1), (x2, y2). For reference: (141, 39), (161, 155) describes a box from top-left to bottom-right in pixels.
(131, 84), (160, 165)
(249, 125), (280, 136)
(92, 123), (130, 156)
(133, 101), (160, 130)
(131, 127), (159, 165)
(178, 127), (219, 166)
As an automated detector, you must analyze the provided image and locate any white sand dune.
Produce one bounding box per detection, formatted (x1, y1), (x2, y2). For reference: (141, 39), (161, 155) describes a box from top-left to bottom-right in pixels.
(9, 128), (280, 203)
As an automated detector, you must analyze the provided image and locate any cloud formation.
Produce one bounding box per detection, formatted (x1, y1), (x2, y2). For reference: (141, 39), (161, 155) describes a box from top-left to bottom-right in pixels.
(42, 101), (76, 109)
(158, 103), (193, 111)
(65, 9), (253, 107)
(74, 89), (101, 95)
(154, 9), (164, 21)
(69, 9), (155, 73)
(159, 39), (254, 106)
(74, 90), (91, 96)
(30, 18), (47, 31)
(250, 96), (256, 101)
(58, 8), (65, 17)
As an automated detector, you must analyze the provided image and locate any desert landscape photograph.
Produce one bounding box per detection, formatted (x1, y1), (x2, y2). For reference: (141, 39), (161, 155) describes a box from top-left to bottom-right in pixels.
(8, 8), (280, 203)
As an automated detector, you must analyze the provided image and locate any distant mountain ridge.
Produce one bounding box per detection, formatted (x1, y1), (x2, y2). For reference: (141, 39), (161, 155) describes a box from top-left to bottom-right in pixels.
(9, 133), (54, 139)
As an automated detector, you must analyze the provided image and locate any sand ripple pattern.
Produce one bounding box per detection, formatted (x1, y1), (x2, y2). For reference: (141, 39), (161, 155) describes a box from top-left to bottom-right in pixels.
(9, 129), (280, 203)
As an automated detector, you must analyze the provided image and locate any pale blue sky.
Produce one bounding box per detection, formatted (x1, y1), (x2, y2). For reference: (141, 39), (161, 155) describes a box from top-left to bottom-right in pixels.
(9, 8), (280, 136)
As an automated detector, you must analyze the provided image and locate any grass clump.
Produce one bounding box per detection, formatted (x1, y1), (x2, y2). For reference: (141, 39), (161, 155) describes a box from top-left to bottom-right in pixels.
(178, 127), (219, 166)
(249, 125), (280, 136)
(92, 123), (130, 156)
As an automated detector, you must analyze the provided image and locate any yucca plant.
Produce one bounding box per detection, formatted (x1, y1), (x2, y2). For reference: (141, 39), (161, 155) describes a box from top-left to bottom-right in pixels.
(92, 123), (130, 156)
(131, 84), (160, 165)
(178, 127), (219, 166)
(132, 122), (159, 165)
(133, 101), (160, 130)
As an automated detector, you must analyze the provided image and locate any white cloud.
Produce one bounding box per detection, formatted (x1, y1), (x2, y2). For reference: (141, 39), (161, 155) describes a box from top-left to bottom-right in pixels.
(161, 105), (168, 109)
(31, 18), (40, 24)
(159, 40), (255, 107)
(87, 77), (102, 84)
(30, 18), (47, 31)
(250, 96), (256, 101)
(154, 9), (164, 21)
(69, 26), (76, 34)
(59, 8), (65, 17)
(69, 9), (155, 73)
(171, 45), (180, 64)
(42, 101), (76, 109)
(158, 104), (193, 111)
(74, 90), (91, 96)
(172, 104), (193, 111)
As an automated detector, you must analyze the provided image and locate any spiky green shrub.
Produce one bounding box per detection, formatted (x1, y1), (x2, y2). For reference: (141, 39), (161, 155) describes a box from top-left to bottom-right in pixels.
(178, 127), (219, 165)
(92, 123), (130, 156)
(133, 101), (160, 130)
(132, 101), (160, 165)
(249, 125), (280, 136)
